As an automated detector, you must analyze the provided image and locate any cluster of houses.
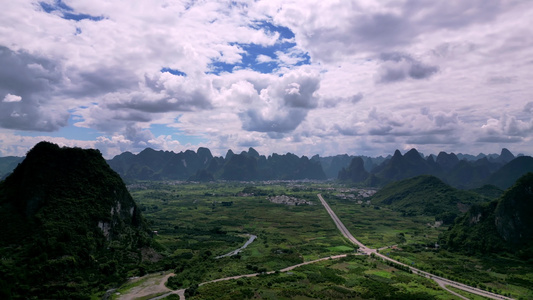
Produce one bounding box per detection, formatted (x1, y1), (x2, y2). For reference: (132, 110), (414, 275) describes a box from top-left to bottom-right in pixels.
(267, 195), (313, 206)
(334, 188), (377, 201)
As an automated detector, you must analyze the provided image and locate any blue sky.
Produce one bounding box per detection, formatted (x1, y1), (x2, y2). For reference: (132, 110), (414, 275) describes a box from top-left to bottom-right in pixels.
(0, 0), (532, 158)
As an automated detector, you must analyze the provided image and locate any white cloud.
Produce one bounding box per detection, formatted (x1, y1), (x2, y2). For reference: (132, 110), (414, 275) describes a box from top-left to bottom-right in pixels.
(256, 54), (274, 63)
(0, 0), (531, 158)
(3, 94), (22, 102)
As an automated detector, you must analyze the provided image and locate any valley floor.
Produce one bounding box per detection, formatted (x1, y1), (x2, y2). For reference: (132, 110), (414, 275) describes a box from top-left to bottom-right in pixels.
(109, 182), (531, 299)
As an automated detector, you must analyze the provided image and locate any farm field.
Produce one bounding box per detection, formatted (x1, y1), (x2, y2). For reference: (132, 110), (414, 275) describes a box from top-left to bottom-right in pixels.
(116, 181), (533, 299)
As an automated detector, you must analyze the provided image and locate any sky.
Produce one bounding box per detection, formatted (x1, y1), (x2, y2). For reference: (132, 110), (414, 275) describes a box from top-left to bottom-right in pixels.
(0, 0), (532, 159)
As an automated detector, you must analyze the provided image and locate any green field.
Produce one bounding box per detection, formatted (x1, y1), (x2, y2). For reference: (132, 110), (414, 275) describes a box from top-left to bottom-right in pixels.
(187, 255), (462, 300)
(129, 182), (355, 289)
(115, 181), (533, 299)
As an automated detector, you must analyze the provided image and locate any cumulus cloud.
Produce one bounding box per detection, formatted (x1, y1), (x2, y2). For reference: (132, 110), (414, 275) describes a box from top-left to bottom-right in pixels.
(332, 106), (463, 148)
(321, 92), (364, 108)
(235, 68), (320, 133)
(64, 66), (139, 97)
(240, 107), (307, 133)
(406, 135), (460, 145)
(256, 54), (274, 63)
(477, 114), (533, 143)
(376, 52), (439, 83)
(2, 94), (22, 102)
(75, 72), (214, 134)
(0, 0), (532, 158)
(0, 46), (68, 131)
(270, 0), (513, 62)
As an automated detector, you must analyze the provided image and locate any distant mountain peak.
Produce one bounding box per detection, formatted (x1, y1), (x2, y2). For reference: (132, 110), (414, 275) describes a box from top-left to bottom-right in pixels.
(139, 147), (157, 154)
(404, 148), (422, 160)
(225, 149), (235, 159)
(248, 147), (260, 158)
(500, 148), (515, 162)
(393, 149), (402, 158)
(436, 151), (460, 170)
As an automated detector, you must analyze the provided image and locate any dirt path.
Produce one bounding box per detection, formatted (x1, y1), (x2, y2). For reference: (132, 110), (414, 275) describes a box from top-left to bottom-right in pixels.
(116, 272), (175, 300)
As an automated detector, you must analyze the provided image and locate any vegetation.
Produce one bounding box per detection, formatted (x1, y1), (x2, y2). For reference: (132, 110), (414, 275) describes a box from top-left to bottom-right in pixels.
(0, 142), (155, 299)
(324, 190), (533, 299)
(442, 172), (533, 257)
(370, 175), (489, 224)
(187, 255), (456, 300)
(486, 156), (533, 189)
(128, 181), (354, 290)
(113, 179), (533, 299)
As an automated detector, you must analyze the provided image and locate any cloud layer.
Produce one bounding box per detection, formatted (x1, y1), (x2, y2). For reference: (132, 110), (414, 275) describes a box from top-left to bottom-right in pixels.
(0, 0), (531, 158)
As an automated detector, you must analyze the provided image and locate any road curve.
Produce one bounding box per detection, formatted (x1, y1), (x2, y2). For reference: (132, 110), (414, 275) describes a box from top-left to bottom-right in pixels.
(317, 194), (514, 300)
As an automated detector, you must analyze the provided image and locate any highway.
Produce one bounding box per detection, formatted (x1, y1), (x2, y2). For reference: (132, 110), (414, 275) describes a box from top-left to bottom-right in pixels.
(317, 194), (514, 300)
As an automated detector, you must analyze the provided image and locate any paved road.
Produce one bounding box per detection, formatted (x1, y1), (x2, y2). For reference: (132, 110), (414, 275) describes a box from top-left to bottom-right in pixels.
(317, 194), (369, 252)
(215, 234), (257, 259)
(317, 194), (514, 300)
(149, 254), (351, 300)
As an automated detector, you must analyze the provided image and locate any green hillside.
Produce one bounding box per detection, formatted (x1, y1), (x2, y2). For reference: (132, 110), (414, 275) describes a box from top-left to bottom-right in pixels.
(468, 184), (504, 199)
(371, 175), (489, 223)
(485, 156), (533, 190)
(0, 142), (155, 299)
(442, 172), (533, 258)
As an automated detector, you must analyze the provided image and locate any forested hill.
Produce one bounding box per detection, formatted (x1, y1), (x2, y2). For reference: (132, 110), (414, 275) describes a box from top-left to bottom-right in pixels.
(0, 142), (154, 298)
(442, 172), (533, 258)
(107, 147), (326, 181)
(370, 175), (489, 224)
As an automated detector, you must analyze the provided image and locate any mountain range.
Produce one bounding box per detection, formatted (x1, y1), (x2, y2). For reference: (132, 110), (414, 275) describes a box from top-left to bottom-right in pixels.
(107, 147), (326, 181)
(1, 146), (531, 190)
(338, 148), (531, 190)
